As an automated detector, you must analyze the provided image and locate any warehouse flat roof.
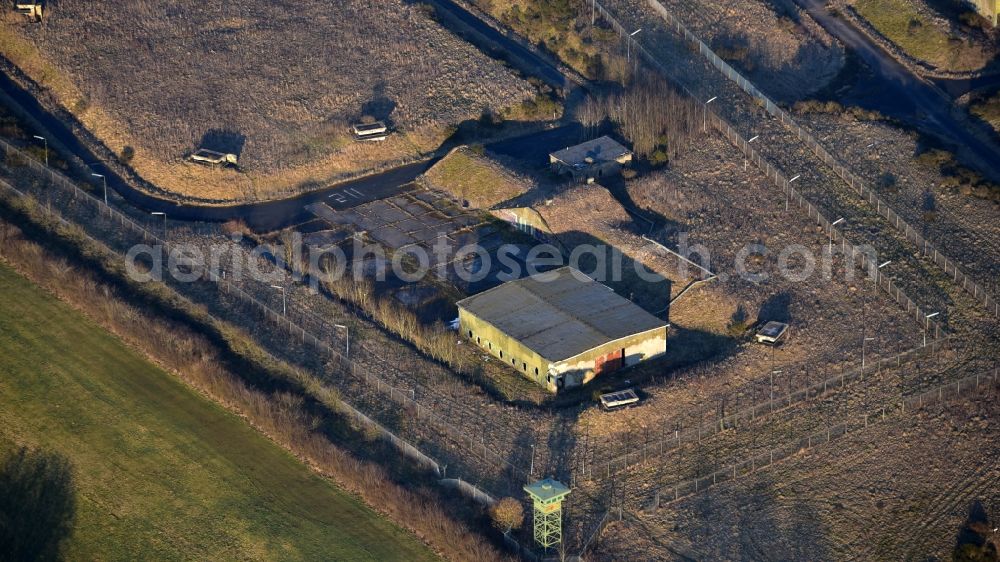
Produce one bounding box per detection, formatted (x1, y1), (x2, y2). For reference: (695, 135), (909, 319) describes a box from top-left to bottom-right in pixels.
(457, 267), (666, 362)
(549, 136), (631, 167)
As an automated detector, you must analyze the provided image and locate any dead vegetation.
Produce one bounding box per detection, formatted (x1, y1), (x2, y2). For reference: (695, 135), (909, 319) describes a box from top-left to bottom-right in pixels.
(646, 0), (846, 100)
(576, 76), (700, 163)
(590, 391), (1000, 561)
(2, 0), (537, 201)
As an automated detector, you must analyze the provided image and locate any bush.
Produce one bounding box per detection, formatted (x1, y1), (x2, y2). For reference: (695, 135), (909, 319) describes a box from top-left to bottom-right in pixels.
(489, 497), (524, 534)
(876, 171), (897, 192)
(120, 145), (135, 164)
(726, 304), (750, 338)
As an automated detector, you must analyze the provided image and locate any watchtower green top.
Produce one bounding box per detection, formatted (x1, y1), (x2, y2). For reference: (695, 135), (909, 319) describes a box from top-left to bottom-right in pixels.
(523, 478), (571, 504)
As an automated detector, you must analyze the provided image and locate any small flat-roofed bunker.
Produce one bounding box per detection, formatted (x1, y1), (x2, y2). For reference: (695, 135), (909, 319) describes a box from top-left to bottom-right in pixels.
(188, 148), (238, 167)
(457, 266), (667, 393)
(755, 321), (789, 345)
(549, 136), (633, 182)
(16, 2), (43, 21)
(351, 121), (389, 141)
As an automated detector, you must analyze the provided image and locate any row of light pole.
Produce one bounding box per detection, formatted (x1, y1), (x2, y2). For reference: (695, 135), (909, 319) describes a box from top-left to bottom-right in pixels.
(268, 284), (351, 360)
(33, 134), (107, 205)
(690, 72), (945, 398)
(30, 132), (360, 368)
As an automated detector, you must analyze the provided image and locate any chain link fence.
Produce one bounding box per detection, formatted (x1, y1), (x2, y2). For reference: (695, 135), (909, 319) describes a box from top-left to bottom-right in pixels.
(576, 336), (964, 483)
(590, 0), (944, 340)
(644, 366), (999, 510)
(633, 0), (998, 319)
(0, 138), (555, 553)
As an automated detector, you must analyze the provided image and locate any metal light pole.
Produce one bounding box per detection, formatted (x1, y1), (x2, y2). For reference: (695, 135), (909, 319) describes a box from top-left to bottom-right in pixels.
(529, 444), (535, 481)
(32, 135), (48, 167)
(151, 211), (166, 239)
(862, 337), (875, 378)
(787, 175), (801, 211)
(92, 173), (107, 206)
(703, 96), (717, 133)
(335, 323), (350, 361)
(745, 134), (759, 171)
(923, 312), (939, 347)
(626, 28), (641, 63)
(270, 285), (286, 316)
(875, 260), (891, 287)
(861, 260), (890, 378)
(830, 217), (845, 253)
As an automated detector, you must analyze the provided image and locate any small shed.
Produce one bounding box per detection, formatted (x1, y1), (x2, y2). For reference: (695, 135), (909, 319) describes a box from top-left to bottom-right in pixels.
(549, 136), (632, 182)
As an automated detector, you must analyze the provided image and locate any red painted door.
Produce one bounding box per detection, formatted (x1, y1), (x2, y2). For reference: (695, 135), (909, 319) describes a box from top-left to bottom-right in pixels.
(595, 348), (625, 375)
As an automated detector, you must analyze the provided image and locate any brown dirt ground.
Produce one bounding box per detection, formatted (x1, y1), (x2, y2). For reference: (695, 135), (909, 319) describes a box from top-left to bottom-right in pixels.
(590, 391), (1000, 561)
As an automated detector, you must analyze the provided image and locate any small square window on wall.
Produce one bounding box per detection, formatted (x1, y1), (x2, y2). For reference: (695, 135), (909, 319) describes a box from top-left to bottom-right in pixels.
(522, 362), (527, 371)
(468, 330), (473, 338)
(534, 367), (539, 375)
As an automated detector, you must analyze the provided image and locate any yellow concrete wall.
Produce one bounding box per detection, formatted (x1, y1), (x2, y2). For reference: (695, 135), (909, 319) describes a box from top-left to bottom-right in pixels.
(458, 308), (553, 388)
(551, 326), (668, 387)
(460, 306), (668, 392)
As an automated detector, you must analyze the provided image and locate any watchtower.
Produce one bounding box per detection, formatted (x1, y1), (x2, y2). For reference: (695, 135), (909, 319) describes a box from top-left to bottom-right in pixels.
(523, 478), (570, 550)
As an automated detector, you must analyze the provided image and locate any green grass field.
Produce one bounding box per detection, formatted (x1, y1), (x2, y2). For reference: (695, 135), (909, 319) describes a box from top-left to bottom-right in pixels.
(0, 262), (439, 561)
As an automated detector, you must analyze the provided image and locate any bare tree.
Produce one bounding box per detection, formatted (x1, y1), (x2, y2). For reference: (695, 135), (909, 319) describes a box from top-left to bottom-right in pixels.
(601, 75), (699, 162)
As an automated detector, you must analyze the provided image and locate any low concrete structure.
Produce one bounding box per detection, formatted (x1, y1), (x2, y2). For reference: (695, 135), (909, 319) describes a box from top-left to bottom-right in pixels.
(188, 148), (238, 167)
(549, 136), (632, 181)
(755, 321), (789, 345)
(457, 266), (667, 393)
(351, 121), (389, 141)
(15, 2), (43, 21)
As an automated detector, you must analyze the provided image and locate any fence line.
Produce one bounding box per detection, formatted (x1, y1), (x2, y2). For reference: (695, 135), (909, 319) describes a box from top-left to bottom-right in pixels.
(646, 366), (999, 510)
(590, 0), (944, 341)
(0, 143), (549, 552)
(634, 0), (998, 319)
(578, 336), (959, 482)
(0, 135), (535, 480)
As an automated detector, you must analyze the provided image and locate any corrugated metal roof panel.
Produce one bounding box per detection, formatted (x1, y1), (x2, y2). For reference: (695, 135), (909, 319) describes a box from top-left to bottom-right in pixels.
(457, 267), (666, 361)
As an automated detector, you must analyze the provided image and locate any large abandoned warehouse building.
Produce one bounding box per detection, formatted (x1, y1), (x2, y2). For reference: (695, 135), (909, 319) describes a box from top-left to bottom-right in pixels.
(457, 267), (668, 392)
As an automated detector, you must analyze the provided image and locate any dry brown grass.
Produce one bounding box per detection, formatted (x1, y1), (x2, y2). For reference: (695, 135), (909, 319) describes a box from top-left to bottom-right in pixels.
(1, 1), (536, 201)
(530, 184), (695, 302)
(422, 146), (534, 208)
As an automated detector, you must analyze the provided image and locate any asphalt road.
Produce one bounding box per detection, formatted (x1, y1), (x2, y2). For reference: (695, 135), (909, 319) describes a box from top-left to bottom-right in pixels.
(795, 0), (1000, 182)
(0, 0), (584, 232)
(0, 66), (429, 231)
